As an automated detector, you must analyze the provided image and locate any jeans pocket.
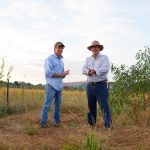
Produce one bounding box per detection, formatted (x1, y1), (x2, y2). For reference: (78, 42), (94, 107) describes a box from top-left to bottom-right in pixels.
(45, 84), (53, 93)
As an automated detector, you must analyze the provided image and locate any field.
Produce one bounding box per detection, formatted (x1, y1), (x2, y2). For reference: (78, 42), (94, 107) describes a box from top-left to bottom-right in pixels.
(0, 88), (150, 150)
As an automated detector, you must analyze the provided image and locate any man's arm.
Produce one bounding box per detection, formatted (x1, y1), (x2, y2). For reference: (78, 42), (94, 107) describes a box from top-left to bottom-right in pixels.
(45, 58), (69, 78)
(51, 73), (65, 78)
(82, 58), (89, 75)
(44, 58), (54, 77)
(95, 56), (110, 76)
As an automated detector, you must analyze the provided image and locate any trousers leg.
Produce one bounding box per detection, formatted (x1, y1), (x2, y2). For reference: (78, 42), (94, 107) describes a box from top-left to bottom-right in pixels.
(95, 82), (112, 128)
(40, 84), (56, 125)
(54, 90), (62, 124)
(86, 84), (97, 125)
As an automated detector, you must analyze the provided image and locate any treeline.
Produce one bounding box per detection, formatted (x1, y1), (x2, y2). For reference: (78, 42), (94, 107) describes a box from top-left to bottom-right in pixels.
(0, 80), (86, 90)
(0, 80), (45, 89)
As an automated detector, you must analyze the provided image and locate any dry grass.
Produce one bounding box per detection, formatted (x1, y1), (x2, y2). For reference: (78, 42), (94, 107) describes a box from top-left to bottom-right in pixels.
(0, 88), (150, 150)
(0, 111), (150, 150)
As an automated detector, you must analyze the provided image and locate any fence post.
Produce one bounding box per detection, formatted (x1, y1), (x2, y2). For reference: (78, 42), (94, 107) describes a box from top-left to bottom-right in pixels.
(6, 78), (9, 106)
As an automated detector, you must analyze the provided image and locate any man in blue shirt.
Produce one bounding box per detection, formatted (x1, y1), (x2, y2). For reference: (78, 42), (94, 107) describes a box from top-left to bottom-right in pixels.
(40, 42), (69, 128)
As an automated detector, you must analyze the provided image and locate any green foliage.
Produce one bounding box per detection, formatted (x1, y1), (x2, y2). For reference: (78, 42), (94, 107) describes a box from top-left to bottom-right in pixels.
(61, 133), (103, 150)
(0, 105), (26, 116)
(110, 46), (150, 114)
(87, 133), (98, 150)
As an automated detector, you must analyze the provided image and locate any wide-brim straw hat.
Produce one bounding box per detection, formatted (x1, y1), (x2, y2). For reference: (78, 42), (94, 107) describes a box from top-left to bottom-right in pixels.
(87, 40), (104, 51)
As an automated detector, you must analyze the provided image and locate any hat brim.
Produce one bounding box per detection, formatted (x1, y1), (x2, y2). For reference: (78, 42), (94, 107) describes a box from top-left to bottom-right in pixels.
(54, 42), (65, 49)
(87, 45), (104, 51)
(57, 44), (65, 47)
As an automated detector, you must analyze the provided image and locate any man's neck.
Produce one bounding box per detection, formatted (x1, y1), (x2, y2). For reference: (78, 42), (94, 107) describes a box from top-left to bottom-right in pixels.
(92, 53), (99, 59)
(54, 54), (62, 58)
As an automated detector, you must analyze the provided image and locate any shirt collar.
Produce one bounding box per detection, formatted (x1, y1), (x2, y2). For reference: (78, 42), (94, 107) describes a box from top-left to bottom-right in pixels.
(91, 53), (100, 59)
(54, 54), (63, 59)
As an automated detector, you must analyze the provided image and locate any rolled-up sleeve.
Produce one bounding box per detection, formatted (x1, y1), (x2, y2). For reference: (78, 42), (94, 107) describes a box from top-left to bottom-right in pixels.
(95, 56), (110, 76)
(82, 58), (89, 75)
(44, 58), (54, 77)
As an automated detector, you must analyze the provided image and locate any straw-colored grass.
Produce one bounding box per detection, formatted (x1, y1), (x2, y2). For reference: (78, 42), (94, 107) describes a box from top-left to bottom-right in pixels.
(0, 88), (150, 150)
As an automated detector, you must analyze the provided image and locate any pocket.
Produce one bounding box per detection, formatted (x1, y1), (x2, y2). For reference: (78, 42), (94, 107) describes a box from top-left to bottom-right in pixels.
(53, 63), (59, 67)
(87, 64), (93, 69)
(45, 84), (49, 93)
(45, 84), (53, 93)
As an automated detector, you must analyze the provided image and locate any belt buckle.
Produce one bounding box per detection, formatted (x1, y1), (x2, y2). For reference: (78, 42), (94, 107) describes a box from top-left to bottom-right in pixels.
(89, 82), (95, 85)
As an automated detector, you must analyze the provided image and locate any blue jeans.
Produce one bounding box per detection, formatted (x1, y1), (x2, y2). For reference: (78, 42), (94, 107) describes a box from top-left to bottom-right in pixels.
(40, 84), (62, 125)
(86, 81), (112, 128)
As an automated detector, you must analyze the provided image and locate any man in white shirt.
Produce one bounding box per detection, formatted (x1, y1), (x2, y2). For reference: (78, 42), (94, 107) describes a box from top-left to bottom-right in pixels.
(82, 40), (112, 128)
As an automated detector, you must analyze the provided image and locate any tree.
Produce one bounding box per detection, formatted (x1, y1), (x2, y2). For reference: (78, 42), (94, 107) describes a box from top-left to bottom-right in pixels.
(14, 81), (20, 88)
(0, 58), (5, 80)
(110, 46), (150, 114)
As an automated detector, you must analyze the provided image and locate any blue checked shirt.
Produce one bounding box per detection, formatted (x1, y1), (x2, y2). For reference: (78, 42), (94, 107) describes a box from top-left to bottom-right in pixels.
(82, 54), (110, 82)
(44, 54), (64, 91)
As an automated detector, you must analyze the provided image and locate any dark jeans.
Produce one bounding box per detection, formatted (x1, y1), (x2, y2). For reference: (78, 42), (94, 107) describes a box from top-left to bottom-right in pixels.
(86, 81), (112, 128)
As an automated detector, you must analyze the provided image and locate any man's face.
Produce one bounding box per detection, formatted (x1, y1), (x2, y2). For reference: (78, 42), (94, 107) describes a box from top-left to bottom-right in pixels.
(54, 46), (64, 56)
(91, 46), (100, 56)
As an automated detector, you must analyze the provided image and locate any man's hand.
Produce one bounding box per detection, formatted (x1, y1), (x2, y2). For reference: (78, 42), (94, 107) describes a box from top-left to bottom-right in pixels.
(88, 69), (96, 76)
(60, 70), (70, 78)
(64, 70), (70, 75)
(52, 70), (70, 78)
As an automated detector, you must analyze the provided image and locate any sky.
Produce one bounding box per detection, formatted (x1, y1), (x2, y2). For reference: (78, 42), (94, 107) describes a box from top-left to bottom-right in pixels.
(0, 0), (150, 84)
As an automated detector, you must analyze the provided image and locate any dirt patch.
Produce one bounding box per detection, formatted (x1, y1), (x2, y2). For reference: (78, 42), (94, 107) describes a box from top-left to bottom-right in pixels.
(0, 112), (150, 150)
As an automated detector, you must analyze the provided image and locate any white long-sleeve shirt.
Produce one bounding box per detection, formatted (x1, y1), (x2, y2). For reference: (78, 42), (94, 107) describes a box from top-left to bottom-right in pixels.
(82, 53), (110, 82)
